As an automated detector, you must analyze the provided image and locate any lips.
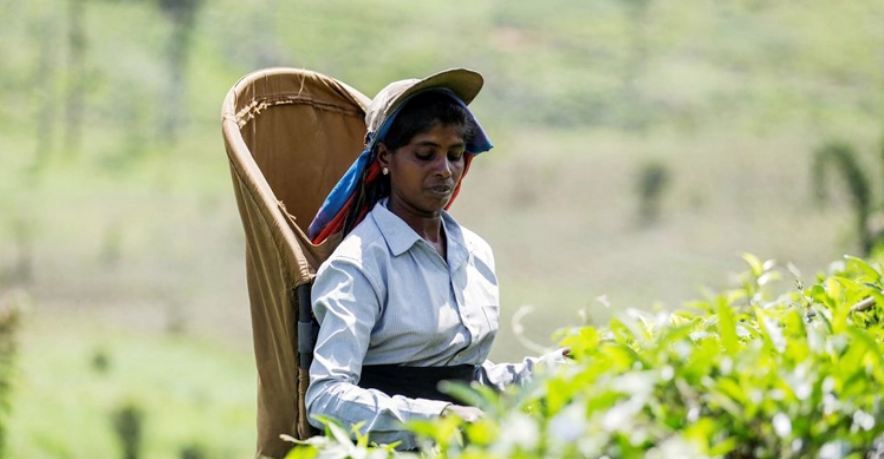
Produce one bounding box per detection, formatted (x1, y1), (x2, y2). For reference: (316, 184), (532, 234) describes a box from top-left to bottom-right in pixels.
(427, 183), (454, 197)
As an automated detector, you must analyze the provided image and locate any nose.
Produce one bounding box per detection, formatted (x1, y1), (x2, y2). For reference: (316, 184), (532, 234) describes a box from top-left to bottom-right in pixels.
(436, 157), (453, 178)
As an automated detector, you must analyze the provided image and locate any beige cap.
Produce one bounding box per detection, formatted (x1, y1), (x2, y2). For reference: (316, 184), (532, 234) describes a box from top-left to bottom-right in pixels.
(365, 68), (484, 140)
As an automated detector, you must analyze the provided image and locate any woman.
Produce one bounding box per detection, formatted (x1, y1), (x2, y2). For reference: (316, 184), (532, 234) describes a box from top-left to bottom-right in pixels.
(305, 69), (565, 449)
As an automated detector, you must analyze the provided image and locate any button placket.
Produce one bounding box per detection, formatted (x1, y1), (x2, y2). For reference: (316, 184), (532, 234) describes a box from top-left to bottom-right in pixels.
(449, 264), (476, 362)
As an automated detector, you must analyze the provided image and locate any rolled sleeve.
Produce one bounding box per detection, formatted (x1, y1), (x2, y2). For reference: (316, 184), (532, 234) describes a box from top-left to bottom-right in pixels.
(306, 258), (450, 449)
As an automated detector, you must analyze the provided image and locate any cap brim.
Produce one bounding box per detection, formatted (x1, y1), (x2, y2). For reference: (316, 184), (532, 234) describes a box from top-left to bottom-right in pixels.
(366, 68), (485, 140)
(390, 68), (484, 113)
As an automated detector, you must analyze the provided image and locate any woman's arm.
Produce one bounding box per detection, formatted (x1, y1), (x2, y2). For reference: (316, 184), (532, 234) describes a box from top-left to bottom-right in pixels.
(305, 258), (450, 449)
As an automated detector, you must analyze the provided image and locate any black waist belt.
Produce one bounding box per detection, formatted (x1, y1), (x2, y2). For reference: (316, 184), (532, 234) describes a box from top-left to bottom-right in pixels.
(359, 364), (476, 404)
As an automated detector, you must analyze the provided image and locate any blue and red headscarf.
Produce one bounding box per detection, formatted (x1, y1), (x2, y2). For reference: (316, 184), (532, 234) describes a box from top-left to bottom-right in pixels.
(308, 89), (493, 244)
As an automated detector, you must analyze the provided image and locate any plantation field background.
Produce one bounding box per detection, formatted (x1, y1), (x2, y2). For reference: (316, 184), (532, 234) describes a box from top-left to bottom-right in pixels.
(1, 0), (883, 457)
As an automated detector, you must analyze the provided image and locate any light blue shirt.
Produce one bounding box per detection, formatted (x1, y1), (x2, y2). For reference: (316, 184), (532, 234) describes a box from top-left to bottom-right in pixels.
(306, 199), (563, 449)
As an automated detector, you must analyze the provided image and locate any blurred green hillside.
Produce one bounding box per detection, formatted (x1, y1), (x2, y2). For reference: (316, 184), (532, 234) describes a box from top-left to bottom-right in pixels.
(4, 1), (883, 133)
(1, 1), (883, 457)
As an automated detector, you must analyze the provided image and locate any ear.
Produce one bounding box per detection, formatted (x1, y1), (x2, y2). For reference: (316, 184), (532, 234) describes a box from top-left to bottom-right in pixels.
(377, 143), (392, 169)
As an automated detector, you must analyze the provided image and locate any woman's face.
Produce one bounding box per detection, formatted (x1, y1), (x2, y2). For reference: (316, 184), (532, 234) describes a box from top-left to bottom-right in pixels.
(379, 122), (466, 218)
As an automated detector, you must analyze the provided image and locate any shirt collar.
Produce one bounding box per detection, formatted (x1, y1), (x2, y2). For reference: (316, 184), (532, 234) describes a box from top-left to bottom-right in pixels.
(371, 200), (421, 256)
(370, 200), (470, 271)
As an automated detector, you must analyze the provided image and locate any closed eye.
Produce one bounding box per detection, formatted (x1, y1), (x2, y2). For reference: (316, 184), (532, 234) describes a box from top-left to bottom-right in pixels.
(415, 150), (434, 161)
(448, 150), (465, 161)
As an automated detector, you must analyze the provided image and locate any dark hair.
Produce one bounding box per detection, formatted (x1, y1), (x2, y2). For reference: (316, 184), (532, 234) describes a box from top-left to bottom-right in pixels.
(381, 90), (475, 151)
(342, 91), (474, 235)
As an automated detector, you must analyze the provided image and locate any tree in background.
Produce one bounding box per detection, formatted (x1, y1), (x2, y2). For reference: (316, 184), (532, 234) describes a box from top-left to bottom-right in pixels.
(111, 402), (144, 459)
(31, 10), (59, 174)
(157, 0), (202, 146)
(0, 294), (22, 459)
(621, 0), (652, 132)
(5, 219), (34, 286)
(64, 0), (86, 157)
(811, 140), (882, 255)
(235, 2), (285, 69)
(635, 159), (670, 227)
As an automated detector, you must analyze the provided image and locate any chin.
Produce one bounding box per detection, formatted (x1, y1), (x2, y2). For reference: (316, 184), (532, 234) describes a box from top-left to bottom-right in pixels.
(416, 202), (447, 217)
(431, 197), (453, 211)
(418, 193), (451, 210)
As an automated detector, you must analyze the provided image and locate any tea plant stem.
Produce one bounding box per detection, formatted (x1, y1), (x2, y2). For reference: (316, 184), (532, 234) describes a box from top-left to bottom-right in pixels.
(850, 296), (875, 312)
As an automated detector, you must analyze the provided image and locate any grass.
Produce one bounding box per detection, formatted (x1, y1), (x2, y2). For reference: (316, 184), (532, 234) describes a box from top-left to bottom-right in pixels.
(7, 306), (255, 459)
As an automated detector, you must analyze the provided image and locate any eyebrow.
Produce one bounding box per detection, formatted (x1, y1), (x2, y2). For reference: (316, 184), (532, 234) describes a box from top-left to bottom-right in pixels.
(414, 140), (465, 148)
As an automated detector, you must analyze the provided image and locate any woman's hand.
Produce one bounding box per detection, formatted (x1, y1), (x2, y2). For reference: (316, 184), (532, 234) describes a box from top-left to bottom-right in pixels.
(442, 404), (484, 423)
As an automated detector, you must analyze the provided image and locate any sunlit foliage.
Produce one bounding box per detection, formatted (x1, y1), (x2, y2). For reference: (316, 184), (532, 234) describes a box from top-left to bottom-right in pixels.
(288, 254), (884, 458)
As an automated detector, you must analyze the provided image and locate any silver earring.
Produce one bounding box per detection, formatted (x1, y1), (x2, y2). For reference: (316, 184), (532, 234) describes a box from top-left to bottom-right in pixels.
(382, 167), (389, 175)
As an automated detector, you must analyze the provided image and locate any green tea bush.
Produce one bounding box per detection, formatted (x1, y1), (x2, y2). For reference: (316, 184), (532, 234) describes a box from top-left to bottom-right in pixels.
(91, 347), (111, 375)
(112, 402), (144, 459)
(286, 254), (883, 458)
(178, 442), (207, 459)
